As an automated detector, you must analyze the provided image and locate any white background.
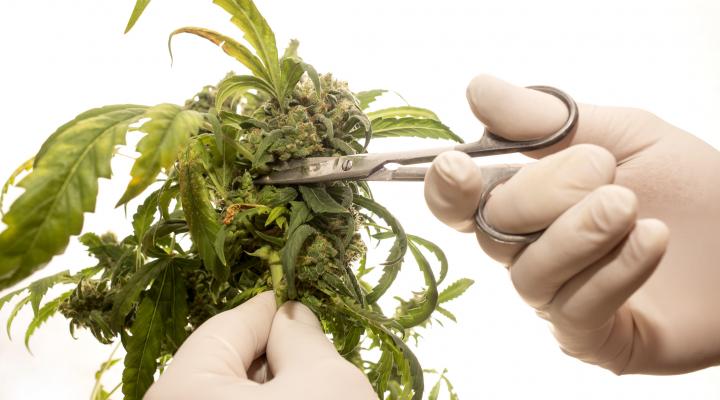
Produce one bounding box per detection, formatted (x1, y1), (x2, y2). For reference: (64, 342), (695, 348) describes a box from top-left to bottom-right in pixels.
(1, 0), (719, 399)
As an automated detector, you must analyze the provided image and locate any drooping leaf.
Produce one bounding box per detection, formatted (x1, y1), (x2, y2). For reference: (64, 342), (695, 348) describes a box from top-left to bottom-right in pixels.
(169, 27), (270, 81)
(0, 105), (147, 290)
(121, 271), (168, 400)
(109, 257), (171, 330)
(124, 0), (152, 33)
(0, 157), (33, 217)
(367, 106), (439, 121)
(355, 89), (387, 110)
(6, 295), (30, 339)
(25, 290), (73, 350)
(435, 305), (456, 322)
(28, 269), (71, 316)
(212, 0), (281, 88)
(215, 74), (276, 111)
(370, 117), (463, 143)
(395, 242), (438, 329)
(408, 234), (449, 285)
(438, 278), (474, 304)
(118, 104), (203, 205)
(354, 196), (407, 304)
(178, 143), (223, 281)
(160, 266), (188, 352)
(299, 186), (346, 214)
(280, 224), (316, 300)
(0, 287), (25, 312)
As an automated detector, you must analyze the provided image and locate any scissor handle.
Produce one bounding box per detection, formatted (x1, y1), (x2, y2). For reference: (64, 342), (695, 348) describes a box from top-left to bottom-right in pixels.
(473, 166), (543, 244)
(455, 85), (579, 157)
(471, 85), (578, 244)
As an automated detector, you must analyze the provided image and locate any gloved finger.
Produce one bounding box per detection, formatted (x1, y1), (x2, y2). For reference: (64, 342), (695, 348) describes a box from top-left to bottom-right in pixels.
(547, 219), (669, 332)
(424, 145), (616, 263)
(510, 185), (638, 309)
(466, 74), (666, 161)
(264, 301), (377, 399)
(160, 291), (276, 379)
(145, 291), (277, 399)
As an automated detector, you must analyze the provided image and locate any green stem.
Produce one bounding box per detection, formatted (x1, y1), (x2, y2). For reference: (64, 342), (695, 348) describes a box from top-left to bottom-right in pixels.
(268, 250), (284, 307)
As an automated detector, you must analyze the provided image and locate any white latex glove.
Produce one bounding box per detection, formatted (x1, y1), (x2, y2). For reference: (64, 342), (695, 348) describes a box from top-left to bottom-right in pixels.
(146, 291), (377, 399)
(424, 75), (720, 375)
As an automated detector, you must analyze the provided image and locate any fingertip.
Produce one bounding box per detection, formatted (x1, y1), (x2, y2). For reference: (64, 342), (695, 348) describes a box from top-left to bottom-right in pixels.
(424, 151), (484, 232)
(626, 219), (670, 266)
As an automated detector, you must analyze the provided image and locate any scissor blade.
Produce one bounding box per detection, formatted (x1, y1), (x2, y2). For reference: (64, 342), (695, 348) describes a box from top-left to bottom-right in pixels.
(364, 166), (428, 181)
(254, 155), (387, 185)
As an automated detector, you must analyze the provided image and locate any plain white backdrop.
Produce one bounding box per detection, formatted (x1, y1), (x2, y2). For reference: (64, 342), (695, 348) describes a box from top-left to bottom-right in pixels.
(1, 0), (719, 399)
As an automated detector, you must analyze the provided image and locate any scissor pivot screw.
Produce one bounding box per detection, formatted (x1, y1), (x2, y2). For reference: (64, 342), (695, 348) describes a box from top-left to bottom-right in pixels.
(341, 159), (353, 171)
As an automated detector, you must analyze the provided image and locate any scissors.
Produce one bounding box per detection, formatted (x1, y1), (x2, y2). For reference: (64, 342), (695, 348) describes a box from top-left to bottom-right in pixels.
(255, 85), (578, 244)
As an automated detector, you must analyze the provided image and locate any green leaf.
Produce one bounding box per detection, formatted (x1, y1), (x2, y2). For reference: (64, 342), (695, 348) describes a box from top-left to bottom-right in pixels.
(214, 226), (228, 267)
(178, 143), (223, 281)
(299, 186), (346, 214)
(118, 104), (203, 205)
(132, 190), (160, 242)
(257, 186), (297, 207)
(0, 105), (147, 290)
(161, 266), (188, 352)
(428, 373), (443, 400)
(354, 89), (386, 110)
(121, 271), (168, 400)
(169, 27), (270, 81)
(25, 290), (72, 350)
(435, 305), (456, 322)
(367, 106), (439, 121)
(438, 278), (474, 304)
(0, 157), (33, 217)
(286, 201), (310, 237)
(216, 74), (275, 111)
(408, 234), (449, 285)
(0, 287), (26, 312)
(109, 257), (171, 330)
(353, 196), (407, 304)
(28, 269), (71, 316)
(213, 0), (281, 89)
(124, 0), (151, 33)
(280, 224), (316, 300)
(6, 295), (30, 339)
(265, 206), (286, 227)
(396, 243), (438, 329)
(370, 117), (463, 143)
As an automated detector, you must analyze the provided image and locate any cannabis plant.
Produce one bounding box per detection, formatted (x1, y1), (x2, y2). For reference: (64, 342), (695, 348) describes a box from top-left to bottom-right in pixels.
(0, 1), (472, 399)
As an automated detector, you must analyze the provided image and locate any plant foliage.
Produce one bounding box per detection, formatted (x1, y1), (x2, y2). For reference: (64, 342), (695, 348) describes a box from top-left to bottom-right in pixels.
(0, 1), (473, 399)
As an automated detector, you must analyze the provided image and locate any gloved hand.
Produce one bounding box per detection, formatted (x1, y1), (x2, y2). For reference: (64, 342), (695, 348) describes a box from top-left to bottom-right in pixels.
(146, 292), (377, 400)
(424, 75), (720, 375)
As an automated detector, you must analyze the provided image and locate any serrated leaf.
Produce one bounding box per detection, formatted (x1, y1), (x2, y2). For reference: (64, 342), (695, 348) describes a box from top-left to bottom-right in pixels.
(124, 0), (152, 33)
(286, 201), (310, 237)
(0, 288), (25, 313)
(438, 278), (474, 304)
(6, 295), (30, 339)
(25, 290), (72, 350)
(28, 269), (71, 316)
(0, 157), (33, 217)
(280, 224), (316, 300)
(161, 266), (188, 352)
(353, 196), (407, 304)
(213, 0), (281, 89)
(216, 74), (275, 111)
(299, 186), (346, 214)
(169, 27), (270, 81)
(396, 243), (438, 329)
(118, 104), (203, 205)
(109, 257), (171, 330)
(0, 105), (147, 290)
(369, 117), (463, 143)
(178, 144), (223, 281)
(367, 106), (439, 121)
(435, 305), (457, 322)
(355, 89), (386, 110)
(265, 206), (286, 227)
(121, 271), (168, 400)
(132, 190), (160, 242)
(408, 234), (449, 285)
